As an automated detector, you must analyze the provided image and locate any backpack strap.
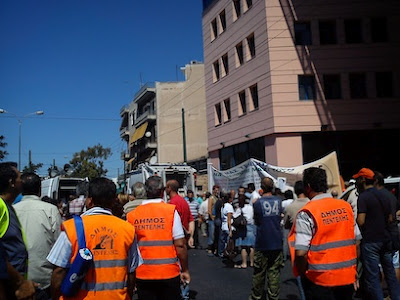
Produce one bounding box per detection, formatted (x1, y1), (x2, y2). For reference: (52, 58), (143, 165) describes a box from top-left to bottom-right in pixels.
(73, 215), (86, 249)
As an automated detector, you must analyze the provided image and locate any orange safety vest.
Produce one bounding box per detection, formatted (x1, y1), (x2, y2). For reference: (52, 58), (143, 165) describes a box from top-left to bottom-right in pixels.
(62, 214), (135, 300)
(288, 197), (357, 287)
(126, 202), (180, 280)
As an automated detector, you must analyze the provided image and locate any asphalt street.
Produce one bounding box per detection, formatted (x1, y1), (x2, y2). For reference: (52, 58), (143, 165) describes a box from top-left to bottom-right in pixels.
(186, 236), (301, 300)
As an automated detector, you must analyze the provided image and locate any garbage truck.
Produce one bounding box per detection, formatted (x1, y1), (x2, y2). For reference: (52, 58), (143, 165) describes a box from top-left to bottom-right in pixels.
(41, 176), (85, 202)
(125, 163), (197, 196)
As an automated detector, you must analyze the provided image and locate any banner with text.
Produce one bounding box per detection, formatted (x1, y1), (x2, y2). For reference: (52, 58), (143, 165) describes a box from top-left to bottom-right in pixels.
(208, 152), (341, 193)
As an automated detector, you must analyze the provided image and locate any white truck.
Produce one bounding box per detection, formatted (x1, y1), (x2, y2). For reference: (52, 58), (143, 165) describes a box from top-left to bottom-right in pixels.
(126, 163), (197, 196)
(41, 176), (85, 202)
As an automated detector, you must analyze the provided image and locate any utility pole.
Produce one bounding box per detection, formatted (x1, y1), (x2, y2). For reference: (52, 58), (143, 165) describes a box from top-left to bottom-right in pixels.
(182, 108), (187, 163)
(29, 150), (32, 170)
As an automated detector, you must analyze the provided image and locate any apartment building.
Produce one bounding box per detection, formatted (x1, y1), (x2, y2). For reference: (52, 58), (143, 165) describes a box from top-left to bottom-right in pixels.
(202, 0), (400, 179)
(120, 62), (208, 178)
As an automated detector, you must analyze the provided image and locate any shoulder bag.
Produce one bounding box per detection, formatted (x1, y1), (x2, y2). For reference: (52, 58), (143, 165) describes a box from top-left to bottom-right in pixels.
(61, 215), (94, 297)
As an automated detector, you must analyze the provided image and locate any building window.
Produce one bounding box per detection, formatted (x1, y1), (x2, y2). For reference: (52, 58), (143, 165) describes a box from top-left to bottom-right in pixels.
(344, 19), (363, 43)
(294, 21), (312, 45)
(214, 103), (222, 126)
(319, 20), (337, 45)
(223, 99), (231, 122)
(221, 53), (229, 77)
(212, 60), (220, 82)
(219, 10), (226, 33)
(349, 73), (367, 99)
(233, 0), (241, 21)
(249, 84), (259, 111)
(376, 71), (393, 98)
(246, 33), (256, 60)
(371, 17), (388, 43)
(238, 90), (247, 115)
(235, 41), (244, 67)
(323, 74), (342, 99)
(211, 18), (218, 41)
(219, 137), (265, 170)
(130, 112), (135, 126)
(298, 75), (315, 100)
(244, 0), (252, 12)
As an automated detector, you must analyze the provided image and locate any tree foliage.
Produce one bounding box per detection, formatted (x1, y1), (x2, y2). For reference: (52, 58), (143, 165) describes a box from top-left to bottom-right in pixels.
(23, 162), (43, 174)
(0, 135), (8, 161)
(70, 144), (112, 179)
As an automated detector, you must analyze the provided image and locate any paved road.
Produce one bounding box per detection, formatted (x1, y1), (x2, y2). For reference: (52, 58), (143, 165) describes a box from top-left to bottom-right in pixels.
(186, 237), (301, 300)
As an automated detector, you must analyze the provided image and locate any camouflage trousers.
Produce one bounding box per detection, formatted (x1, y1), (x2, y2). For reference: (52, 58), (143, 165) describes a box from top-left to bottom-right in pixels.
(249, 249), (283, 300)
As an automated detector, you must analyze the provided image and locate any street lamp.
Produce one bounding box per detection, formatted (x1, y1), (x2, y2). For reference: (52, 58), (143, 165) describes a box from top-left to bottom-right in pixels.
(0, 109), (44, 170)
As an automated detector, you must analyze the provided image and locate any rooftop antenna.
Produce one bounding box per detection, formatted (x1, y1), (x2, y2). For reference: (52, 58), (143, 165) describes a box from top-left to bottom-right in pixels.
(139, 73), (143, 88)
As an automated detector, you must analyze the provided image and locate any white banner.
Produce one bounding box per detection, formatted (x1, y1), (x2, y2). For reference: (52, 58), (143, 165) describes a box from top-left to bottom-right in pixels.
(208, 152), (341, 193)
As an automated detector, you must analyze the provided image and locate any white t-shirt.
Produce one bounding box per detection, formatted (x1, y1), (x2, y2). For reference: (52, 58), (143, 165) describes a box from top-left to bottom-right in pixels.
(233, 204), (254, 225)
(199, 199), (209, 220)
(282, 199), (294, 210)
(221, 203), (234, 232)
(250, 190), (261, 204)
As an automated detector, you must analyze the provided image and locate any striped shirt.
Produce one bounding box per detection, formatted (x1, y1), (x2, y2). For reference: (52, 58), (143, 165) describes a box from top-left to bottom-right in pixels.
(47, 207), (142, 271)
(186, 198), (200, 220)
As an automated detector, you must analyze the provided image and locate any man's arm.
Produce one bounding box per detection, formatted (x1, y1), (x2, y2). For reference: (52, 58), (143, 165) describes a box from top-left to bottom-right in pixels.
(208, 197), (213, 220)
(174, 237), (190, 283)
(6, 261), (36, 300)
(294, 249), (308, 276)
(187, 221), (195, 248)
(127, 272), (136, 299)
(50, 266), (66, 300)
(356, 213), (366, 227)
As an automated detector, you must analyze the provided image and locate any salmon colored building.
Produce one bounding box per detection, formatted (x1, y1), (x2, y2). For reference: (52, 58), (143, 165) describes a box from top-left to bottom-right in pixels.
(202, 0), (400, 179)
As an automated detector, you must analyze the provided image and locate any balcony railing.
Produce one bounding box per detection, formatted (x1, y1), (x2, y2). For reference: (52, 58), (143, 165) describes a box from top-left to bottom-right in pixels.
(133, 82), (155, 100)
(120, 128), (129, 139)
(135, 108), (156, 126)
(120, 105), (129, 116)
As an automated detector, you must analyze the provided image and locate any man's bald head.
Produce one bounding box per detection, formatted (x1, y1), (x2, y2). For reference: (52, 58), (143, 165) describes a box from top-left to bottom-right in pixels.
(261, 177), (274, 194)
(166, 180), (179, 192)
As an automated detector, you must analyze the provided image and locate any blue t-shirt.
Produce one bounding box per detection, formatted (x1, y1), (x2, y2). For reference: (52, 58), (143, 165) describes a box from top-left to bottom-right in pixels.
(1, 201), (28, 275)
(357, 187), (391, 242)
(253, 195), (283, 251)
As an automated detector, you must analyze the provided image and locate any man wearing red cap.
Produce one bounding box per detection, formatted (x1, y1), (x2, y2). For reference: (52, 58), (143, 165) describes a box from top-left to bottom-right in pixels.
(355, 168), (400, 300)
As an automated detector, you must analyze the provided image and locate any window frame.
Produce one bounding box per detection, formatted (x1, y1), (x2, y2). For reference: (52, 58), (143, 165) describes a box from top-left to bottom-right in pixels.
(323, 74), (342, 99)
(294, 21), (312, 45)
(238, 90), (247, 116)
(298, 75), (316, 100)
(235, 41), (244, 67)
(319, 20), (337, 45)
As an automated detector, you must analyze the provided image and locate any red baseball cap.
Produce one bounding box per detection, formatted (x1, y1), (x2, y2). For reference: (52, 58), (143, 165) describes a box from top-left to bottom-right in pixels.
(353, 168), (375, 180)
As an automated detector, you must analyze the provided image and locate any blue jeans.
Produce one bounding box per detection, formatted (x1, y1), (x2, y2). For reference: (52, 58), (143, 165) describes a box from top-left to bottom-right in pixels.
(361, 241), (400, 300)
(207, 219), (215, 248)
(219, 230), (229, 256)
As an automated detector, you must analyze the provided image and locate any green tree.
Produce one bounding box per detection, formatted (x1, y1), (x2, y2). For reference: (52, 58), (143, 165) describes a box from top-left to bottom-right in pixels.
(23, 162), (43, 174)
(70, 144), (112, 179)
(0, 135), (8, 161)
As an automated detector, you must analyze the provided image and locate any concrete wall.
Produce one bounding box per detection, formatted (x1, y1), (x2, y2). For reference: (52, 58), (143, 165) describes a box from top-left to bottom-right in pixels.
(157, 63), (208, 163)
(203, 0), (400, 169)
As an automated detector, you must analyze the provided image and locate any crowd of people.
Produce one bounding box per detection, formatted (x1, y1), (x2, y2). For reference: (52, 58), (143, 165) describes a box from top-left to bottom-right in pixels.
(1, 160), (400, 300)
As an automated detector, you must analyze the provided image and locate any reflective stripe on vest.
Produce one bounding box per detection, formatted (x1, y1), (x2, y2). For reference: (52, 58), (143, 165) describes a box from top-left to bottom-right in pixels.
(309, 239), (356, 251)
(138, 240), (174, 246)
(81, 281), (127, 291)
(143, 257), (179, 265)
(308, 258), (357, 271)
(93, 259), (128, 268)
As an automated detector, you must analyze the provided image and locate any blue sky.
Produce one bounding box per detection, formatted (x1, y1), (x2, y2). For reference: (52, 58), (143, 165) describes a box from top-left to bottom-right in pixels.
(0, 0), (204, 178)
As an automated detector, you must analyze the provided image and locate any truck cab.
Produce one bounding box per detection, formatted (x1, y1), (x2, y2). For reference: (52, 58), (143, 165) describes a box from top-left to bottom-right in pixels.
(41, 176), (85, 202)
